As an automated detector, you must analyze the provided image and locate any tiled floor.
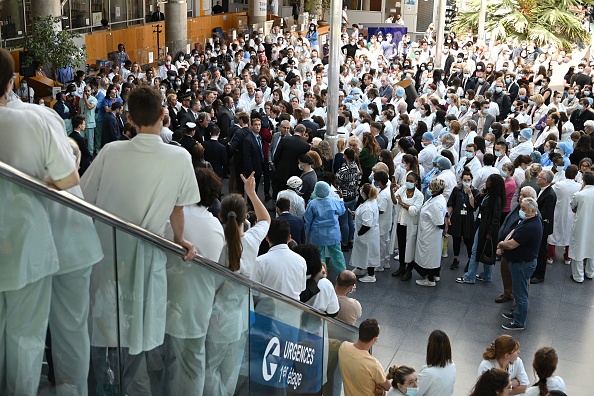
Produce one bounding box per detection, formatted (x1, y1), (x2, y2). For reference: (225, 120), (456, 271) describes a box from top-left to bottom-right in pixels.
(349, 246), (594, 395)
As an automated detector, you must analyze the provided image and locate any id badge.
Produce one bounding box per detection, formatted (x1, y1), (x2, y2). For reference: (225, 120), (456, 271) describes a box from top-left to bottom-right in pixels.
(460, 210), (467, 215)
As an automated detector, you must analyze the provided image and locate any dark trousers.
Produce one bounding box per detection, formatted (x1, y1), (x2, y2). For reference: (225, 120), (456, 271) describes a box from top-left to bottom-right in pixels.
(397, 224), (408, 268)
(500, 257), (513, 298)
(452, 235), (472, 258)
(413, 263), (440, 281)
(262, 162), (271, 198)
(532, 235), (549, 280)
(272, 177), (286, 200)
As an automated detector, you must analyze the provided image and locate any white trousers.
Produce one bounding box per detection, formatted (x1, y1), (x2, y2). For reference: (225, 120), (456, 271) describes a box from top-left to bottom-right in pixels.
(167, 336), (206, 395)
(571, 258), (594, 282)
(0, 276), (52, 396)
(49, 267), (92, 396)
(380, 233), (391, 267)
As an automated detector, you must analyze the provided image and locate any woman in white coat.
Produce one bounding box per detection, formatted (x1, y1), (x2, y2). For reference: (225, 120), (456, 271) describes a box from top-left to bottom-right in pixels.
(391, 172), (424, 282)
(569, 172), (594, 283)
(547, 165), (580, 265)
(350, 183), (381, 283)
(414, 178), (447, 287)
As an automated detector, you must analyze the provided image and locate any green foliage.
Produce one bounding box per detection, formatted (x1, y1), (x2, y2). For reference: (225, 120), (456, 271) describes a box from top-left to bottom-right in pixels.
(304, 0), (330, 20)
(452, 0), (594, 51)
(23, 16), (87, 78)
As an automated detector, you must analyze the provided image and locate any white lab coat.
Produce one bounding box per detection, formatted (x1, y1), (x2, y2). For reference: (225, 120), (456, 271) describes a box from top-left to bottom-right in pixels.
(414, 194), (447, 269)
(350, 199), (381, 269)
(549, 179), (581, 246)
(392, 186), (424, 263)
(437, 169), (458, 201)
(509, 139), (533, 162)
(569, 185), (594, 260)
(419, 144), (439, 174)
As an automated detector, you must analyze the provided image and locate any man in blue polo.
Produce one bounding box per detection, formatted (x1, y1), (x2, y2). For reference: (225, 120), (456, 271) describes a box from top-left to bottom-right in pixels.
(496, 197), (543, 330)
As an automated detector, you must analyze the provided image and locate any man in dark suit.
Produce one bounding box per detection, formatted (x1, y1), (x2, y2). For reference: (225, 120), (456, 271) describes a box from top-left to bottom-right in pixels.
(243, 116), (265, 203)
(217, 96), (235, 141)
(212, 0), (224, 14)
(530, 170), (556, 284)
(177, 98), (200, 130)
(70, 115), (92, 175)
(180, 123), (197, 154)
(505, 72), (519, 102)
(276, 198), (305, 244)
(471, 101), (495, 136)
(102, 102), (123, 146)
(151, 6), (165, 21)
(203, 126), (228, 179)
(228, 112), (251, 194)
(299, 107), (319, 138)
(273, 124), (310, 197)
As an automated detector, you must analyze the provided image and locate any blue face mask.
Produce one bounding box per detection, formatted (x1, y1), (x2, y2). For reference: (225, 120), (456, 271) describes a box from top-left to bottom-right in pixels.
(519, 209), (527, 220)
(556, 165), (565, 172)
(460, 105), (467, 112)
(495, 151), (502, 157)
(406, 387), (420, 396)
(413, 102), (419, 108)
(405, 181), (415, 190)
(501, 170), (508, 177)
(462, 181), (471, 187)
(495, 87), (502, 93)
(465, 152), (474, 159)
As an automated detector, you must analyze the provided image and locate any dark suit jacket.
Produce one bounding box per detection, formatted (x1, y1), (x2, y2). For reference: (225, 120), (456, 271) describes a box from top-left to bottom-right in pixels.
(243, 131), (264, 178)
(273, 134), (310, 183)
(203, 139), (228, 179)
(180, 134), (197, 154)
(506, 82), (519, 102)
(53, 100), (74, 120)
(168, 106), (180, 130)
(278, 212), (306, 245)
(102, 112), (122, 146)
(178, 109), (197, 129)
(537, 186), (556, 237)
(151, 11), (165, 21)
(461, 77), (476, 93)
(69, 130), (91, 175)
(216, 107), (234, 140)
(471, 113), (495, 135)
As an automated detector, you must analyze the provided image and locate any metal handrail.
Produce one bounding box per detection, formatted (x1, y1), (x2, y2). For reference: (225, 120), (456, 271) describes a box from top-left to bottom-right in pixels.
(0, 160), (358, 333)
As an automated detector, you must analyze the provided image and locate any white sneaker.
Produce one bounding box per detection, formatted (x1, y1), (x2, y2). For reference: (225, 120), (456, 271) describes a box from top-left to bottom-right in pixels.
(442, 251), (448, 258)
(564, 259), (571, 266)
(547, 258), (554, 265)
(434, 276), (441, 282)
(393, 254), (400, 260)
(375, 266), (385, 272)
(359, 275), (376, 283)
(416, 278), (436, 287)
(353, 268), (366, 276)
(384, 263), (391, 269)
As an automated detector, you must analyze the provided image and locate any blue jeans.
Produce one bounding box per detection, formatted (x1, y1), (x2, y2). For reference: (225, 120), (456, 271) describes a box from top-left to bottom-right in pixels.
(508, 259), (537, 327)
(339, 198), (357, 245)
(463, 230), (494, 282)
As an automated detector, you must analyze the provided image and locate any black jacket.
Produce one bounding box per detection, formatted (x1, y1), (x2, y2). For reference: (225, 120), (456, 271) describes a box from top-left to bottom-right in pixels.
(69, 130), (91, 175)
(273, 134), (310, 183)
(203, 139), (228, 179)
(278, 212), (306, 245)
(475, 193), (503, 261)
(537, 186), (556, 237)
(102, 112), (122, 146)
(243, 131), (264, 178)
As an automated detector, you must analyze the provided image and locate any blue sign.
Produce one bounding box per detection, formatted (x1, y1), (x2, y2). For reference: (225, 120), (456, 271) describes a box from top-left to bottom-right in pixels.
(249, 311), (324, 394)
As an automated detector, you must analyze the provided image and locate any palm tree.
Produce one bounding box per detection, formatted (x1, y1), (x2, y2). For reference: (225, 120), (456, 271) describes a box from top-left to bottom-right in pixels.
(453, 0), (593, 51)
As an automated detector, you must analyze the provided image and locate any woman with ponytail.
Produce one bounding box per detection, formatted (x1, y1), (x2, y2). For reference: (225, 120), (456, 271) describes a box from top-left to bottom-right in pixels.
(470, 368), (511, 396)
(204, 172), (270, 395)
(525, 348), (566, 396)
(478, 335), (529, 395)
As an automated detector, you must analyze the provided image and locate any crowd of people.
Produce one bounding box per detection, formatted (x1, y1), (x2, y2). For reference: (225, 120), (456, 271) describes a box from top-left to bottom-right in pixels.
(342, 322), (568, 396)
(2, 12), (594, 394)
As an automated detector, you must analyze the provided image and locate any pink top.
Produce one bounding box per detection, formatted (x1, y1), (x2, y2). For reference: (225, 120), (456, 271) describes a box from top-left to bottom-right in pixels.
(504, 178), (516, 212)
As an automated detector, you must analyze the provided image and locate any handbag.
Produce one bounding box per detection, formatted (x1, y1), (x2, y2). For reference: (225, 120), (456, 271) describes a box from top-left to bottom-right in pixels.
(479, 238), (496, 265)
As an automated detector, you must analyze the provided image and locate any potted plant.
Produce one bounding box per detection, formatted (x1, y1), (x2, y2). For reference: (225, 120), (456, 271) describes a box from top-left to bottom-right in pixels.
(304, 0), (331, 25)
(23, 16), (87, 81)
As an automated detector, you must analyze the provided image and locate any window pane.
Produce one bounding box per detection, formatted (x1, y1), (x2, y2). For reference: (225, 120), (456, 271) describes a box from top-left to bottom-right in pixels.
(129, 0), (142, 20)
(0, 0), (25, 39)
(71, 0), (90, 28)
(111, 0), (126, 23)
(91, 0), (106, 26)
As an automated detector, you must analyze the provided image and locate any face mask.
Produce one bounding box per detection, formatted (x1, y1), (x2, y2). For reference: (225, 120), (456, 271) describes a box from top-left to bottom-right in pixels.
(378, 68), (383, 73)
(160, 88), (166, 94)
(486, 68), (492, 73)
(510, 106), (515, 113)
(463, 74), (470, 79)
(166, 61), (171, 66)
(495, 87), (502, 93)
(456, 68), (461, 73)
(478, 78), (484, 84)
(502, 66), (508, 71)
(445, 121), (450, 127)
(486, 141), (492, 146)
(425, 88), (432, 94)
(505, 78), (511, 84)
(585, 91), (591, 96)
(406, 387), (419, 396)
(519, 209), (527, 220)
(556, 165), (565, 172)
(421, 142), (428, 148)
(175, 81), (181, 86)
(465, 152), (474, 159)
(495, 151), (502, 157)
(446, 98), (451, 104)
(578, 104), (584, 111)
(481, 109), (489, 115)
(568, 94), (575, 100)
(298, 164), (303, 170)
(413, 102), (419, 108)
(227, 74), (233, 79)
(518, 74), (524, 79)
(528, 100), (535, 106)
(477, 66), (483, 71)
(578, 68), (584, 73)
(427, 66), (433, 71)
(460, 105), (467, 112)
(462, 181), (471, 187)
(500, 170), (508, 177)
(554, 148), (561, 154)
(279, 76), (285, 81)
(456, 58), (463, 62)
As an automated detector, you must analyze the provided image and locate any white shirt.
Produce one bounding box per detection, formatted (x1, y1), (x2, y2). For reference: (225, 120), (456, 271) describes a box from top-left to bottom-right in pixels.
(509, 139), (533, 162)
(495, 155), (511, 172)
(472, 165), (500, 190)
(0, 101), (77, 291)
(277, 189), (306, 217)
(377, 187), (393, 235)
(524, 377), (566, 396)
(160, 126), (173, 143)
(417, 362), (456, 396)
(251, 244), (307, 300)
(478, 358), (530, 387)
(307, 278), (340, 315)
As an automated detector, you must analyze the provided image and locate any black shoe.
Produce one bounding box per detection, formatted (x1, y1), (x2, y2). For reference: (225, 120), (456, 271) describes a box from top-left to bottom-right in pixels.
(392, 266), (406, 277)
(401, 270), (412, 281)
(449, 259), (460, 270)
(530, 277), (544, 284)
(501, 311), (514, 320)
(502, 322), (524, 331)
(347, 241), (353, 249)
(341, 244), (350, 252)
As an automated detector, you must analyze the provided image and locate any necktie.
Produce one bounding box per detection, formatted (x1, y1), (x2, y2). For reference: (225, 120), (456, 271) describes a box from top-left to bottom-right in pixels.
(256, 135), (264, 159)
